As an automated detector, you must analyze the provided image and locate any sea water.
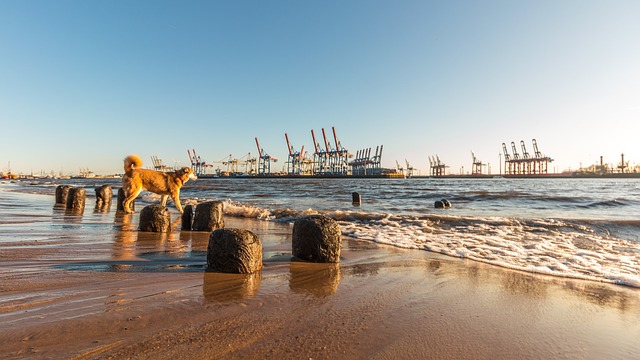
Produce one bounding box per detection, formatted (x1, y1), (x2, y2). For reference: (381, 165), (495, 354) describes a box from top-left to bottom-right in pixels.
(6, 177), (640, 287)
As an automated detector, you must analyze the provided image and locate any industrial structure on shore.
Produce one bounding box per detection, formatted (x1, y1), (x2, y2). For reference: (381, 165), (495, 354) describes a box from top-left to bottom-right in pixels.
(187, 126), (400, 178)
(501, 139), (553, 176)
(179, 134), (639, 179)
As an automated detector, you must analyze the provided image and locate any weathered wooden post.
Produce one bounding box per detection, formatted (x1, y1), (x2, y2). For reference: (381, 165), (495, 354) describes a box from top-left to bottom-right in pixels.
(55, 185), (71, 207)
(138, 205), (171, 232)
(181, 204), (194, 230)
(292, 215), (341, 263)
(116, 188), (133, 212)
(94, 185), (113, 211)
(65, 187), (86, 212)
(352, 191), (361, 206)
(192, 201), (224, 231)
(207, 228), (262, 274)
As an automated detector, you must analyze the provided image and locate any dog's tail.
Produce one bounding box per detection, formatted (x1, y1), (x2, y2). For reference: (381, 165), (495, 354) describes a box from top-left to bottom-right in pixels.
(123, 154), (143, 175)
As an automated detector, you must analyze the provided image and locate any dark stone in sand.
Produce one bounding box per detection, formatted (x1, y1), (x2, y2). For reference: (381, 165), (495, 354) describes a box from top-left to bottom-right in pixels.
(292, 215), (342, 263)
(138, 205), (171, 232)
(181, 204), (194, 231)
(207, 228), (263, 274)
(94, 185), (113, 211)
(116, 188), (133, 212)
(192, 201), (224, 231)
(65, 187), (86, 211)
(55, 185), (71, 206)
(352, 191), (361, 206)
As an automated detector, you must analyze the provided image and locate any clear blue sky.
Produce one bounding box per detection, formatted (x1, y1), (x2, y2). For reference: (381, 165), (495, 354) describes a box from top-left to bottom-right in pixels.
(1, 0), (639, 175)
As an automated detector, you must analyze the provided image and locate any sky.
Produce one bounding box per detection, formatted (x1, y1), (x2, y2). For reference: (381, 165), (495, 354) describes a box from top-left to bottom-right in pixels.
(1, 0), (639, 176)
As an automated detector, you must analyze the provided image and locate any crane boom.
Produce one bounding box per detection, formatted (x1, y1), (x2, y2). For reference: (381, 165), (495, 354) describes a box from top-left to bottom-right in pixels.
(285, 133), (292, 156)
(502, 143), (511, 161)
(520, 140), (530, 159)
(511, 142), (520, 159)
(255, 137), (263, 157)
(321, 128), (330, 152)
(532, 139), (542, 158)
(311, 130), (319, 153)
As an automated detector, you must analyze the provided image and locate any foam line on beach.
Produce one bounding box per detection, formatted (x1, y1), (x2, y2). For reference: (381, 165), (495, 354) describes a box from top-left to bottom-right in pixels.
(219, 200), (640, 288)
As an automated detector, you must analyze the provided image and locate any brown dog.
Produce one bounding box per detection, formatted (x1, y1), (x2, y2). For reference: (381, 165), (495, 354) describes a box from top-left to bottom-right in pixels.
(121, 154), (197, 214)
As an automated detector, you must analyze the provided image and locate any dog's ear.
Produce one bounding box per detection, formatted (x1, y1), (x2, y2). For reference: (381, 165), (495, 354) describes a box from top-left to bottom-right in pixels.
(177, 167), (192, 175)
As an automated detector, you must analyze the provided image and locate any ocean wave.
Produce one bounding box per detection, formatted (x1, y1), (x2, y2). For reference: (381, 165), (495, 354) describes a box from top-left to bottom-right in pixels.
(578, 199), (630, 208)
(337, 214), (640, 288)
(461, 190), (588, 204)
(217, 200), (640, 288)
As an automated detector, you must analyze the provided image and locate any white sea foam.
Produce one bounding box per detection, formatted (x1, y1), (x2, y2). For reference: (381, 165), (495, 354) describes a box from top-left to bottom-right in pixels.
(217, 200), (640, 287)
(338, 214), (640, 288)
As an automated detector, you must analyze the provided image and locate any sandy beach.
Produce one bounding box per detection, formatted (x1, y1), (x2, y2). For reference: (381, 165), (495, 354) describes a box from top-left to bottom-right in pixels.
(1, 185), (640, 359)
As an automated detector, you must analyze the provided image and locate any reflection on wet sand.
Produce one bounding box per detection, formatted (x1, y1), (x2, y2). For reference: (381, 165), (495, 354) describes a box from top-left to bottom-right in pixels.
(112, 213), (138, 260)
(565, 281), (636, 312)
(111, 213), (186, 261)
(52, 206), (84, 225)
(94, 200), (111, 213)
(288, 261), (341, 297)
(417, 256), (639, 314)
(501, 271), (548, 298)
(203, 271), (262, 302)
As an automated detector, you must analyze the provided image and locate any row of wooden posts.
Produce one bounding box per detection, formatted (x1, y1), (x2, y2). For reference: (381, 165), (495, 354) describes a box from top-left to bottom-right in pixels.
(54, 185), (342, 275)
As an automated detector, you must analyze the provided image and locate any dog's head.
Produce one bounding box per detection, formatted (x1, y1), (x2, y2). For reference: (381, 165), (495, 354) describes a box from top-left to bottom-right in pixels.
(176, 167), (197, 182)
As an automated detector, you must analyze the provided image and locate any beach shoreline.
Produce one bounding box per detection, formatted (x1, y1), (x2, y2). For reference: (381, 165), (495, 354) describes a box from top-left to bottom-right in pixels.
(1, 186), (639, 359)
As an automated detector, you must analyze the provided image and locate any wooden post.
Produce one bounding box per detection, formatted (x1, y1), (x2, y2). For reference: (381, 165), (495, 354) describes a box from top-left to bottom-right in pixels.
(292, 215), (341, 263)
(181, 204), (194, 231)
(55, 185), (71, 207)
(138, 205), (171, 232)
(95, 185), (113, 211)
(352, 192), (361, 206)
(117, 188), (133, 212)
(207, 228), (262, 274)
(192, 201), (224, 231)
(65, 187), (86, 212)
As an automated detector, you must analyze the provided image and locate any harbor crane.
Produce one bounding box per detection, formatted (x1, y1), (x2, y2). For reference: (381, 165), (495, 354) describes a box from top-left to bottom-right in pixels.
(502, 139), (554, 175)
(429, 155), (447, 176)
(405, 159), (415, 178)
(238, 152), (256, 175)
(471, 152), (486, 175)
(311, 126), (351, 175)
(520, 140), (532, 174)
(255, 137), (278, 175)
(349, 145), (383, 176)
(501, 143), (512, 175)
(150, 155), (173, 172)
(187, 149), (213, 176)
(285, 133), (312, 175)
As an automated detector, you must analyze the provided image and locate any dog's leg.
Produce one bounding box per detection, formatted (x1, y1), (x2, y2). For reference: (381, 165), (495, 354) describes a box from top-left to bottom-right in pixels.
(123, 188), (142, 214)
(173, 192), (184, 214)
(160, 195), (168, 207)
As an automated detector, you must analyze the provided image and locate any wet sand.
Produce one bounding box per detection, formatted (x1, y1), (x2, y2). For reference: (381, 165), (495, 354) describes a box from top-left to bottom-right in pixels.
(1, 185), (640, 359)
